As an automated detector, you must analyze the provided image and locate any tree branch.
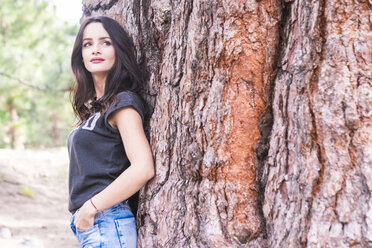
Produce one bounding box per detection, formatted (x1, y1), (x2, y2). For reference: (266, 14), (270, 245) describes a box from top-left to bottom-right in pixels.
(0, 71), (45, 91)
(0, 71), (72, 92)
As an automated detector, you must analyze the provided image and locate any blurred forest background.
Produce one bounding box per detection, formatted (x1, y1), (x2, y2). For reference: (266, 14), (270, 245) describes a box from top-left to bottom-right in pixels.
(0, 0), (77, 149)
(0, 1), (79, 247)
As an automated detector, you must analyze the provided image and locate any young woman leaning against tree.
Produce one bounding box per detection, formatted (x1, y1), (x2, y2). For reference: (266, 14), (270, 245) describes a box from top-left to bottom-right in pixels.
(68, 16), (154, 248)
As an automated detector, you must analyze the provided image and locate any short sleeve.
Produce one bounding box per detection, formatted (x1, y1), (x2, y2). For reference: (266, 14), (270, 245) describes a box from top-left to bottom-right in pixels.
(104, 91), (145, 133)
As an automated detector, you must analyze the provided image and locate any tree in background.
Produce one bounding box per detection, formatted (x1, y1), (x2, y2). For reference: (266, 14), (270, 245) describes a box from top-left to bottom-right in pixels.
(0, 0), (77, 148)
(85, 0), (371, 247)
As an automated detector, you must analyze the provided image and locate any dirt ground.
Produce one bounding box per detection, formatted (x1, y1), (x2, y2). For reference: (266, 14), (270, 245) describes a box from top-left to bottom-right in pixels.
(0, 148), (77, 247)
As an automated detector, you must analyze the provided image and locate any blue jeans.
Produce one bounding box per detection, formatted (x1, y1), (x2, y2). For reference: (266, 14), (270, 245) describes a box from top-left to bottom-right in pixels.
(70, 202), (137, 248)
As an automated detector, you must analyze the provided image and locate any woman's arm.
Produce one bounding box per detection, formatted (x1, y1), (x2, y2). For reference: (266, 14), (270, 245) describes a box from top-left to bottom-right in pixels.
(74, 107), (154, 230)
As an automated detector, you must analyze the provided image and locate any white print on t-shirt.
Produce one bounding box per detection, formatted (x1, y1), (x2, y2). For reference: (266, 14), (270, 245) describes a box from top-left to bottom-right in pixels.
(82, 112), (101, 131)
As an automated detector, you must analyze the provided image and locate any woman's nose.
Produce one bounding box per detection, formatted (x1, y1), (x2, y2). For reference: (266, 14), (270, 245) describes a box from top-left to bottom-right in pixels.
(92, 43), (101, 54)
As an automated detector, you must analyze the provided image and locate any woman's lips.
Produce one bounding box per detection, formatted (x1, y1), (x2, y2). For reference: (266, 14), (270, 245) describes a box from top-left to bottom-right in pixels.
(90, 58), (105, 63)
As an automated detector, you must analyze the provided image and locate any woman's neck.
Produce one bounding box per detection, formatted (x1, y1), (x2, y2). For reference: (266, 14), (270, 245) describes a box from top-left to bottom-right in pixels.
(92, 74), (107, 99)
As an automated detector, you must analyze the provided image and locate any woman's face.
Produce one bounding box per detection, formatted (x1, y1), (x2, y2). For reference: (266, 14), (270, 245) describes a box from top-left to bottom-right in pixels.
(82, 22), (115, 78)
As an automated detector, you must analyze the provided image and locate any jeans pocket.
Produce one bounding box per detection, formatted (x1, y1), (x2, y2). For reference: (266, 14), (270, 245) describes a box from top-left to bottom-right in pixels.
(77, 224), (101, 248)
(114, 217), (137, 248)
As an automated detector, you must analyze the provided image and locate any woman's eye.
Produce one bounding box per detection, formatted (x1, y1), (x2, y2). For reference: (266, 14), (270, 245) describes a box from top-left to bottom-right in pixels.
(103, 41), (111, 46)
(83, 42), (91, 47)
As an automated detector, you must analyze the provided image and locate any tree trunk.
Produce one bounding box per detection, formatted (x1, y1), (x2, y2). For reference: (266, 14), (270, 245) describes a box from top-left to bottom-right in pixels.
(82, 0), (371, 247)
(261, 0), (372, 246)
(9, 104), (18, 149)
(51, 112), (60, 147)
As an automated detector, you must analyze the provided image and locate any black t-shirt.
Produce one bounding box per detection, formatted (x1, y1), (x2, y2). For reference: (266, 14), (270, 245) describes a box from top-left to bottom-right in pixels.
(67, 91), (145, 214)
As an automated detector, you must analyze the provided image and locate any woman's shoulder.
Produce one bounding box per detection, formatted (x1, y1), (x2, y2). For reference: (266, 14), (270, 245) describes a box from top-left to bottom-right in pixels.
(108, 91), (145, 121)
(116, 91), (143, 104)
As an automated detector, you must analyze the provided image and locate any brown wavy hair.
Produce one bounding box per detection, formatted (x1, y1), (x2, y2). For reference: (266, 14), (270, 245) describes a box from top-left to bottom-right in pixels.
(71, 16), (143, 125)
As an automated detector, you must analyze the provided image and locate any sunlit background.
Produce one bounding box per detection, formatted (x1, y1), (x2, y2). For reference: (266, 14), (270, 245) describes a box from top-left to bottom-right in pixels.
(0, 0), (82, 149)
(53, 0), (82, 25)
(0, 1), (83, 247)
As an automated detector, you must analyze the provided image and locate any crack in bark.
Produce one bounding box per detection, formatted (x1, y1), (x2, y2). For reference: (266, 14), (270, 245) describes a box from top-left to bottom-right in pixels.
(304, 0), (327, 245)
(214, 183), (231, 243)
(360, 172), (372, 247)
(283, 74), (292, 177)
(168, 0), (193, 87)
(255, 62), (281, 242)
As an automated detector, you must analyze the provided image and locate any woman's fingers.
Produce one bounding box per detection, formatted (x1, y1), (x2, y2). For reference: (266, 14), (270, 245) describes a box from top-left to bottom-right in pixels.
(75, 215), (94, 230)
(74, 201), (97, 230)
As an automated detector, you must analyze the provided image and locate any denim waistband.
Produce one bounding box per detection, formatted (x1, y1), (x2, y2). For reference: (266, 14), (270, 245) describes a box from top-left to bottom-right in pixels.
(71, 200), (130, 217)
(70, 200), (133, 230)
(95, 200), (131, 218)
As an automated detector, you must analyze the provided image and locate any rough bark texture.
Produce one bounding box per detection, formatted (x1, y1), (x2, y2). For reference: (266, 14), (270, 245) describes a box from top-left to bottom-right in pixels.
(262, 0), (372, 247)
(81, 0), (371, 247)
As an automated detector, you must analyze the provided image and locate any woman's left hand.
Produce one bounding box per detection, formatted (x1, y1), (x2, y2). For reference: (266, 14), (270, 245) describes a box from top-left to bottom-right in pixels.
(73, 200), (97, 230)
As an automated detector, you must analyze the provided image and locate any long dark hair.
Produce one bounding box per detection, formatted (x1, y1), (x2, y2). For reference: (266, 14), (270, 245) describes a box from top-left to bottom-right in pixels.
(71, 16), (143, 125)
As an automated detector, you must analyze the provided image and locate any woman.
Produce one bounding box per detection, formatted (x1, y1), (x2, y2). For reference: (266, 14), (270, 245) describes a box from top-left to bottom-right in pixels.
(68, 16), (154, 248)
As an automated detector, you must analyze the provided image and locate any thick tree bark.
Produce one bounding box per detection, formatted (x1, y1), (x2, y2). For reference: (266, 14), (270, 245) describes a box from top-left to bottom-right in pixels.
(262, 0), (372, 247)
(82, 0), (371, 247)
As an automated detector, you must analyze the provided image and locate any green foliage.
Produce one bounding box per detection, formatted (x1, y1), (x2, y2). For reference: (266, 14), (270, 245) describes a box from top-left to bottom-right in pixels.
(0, 0), (78, 148)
